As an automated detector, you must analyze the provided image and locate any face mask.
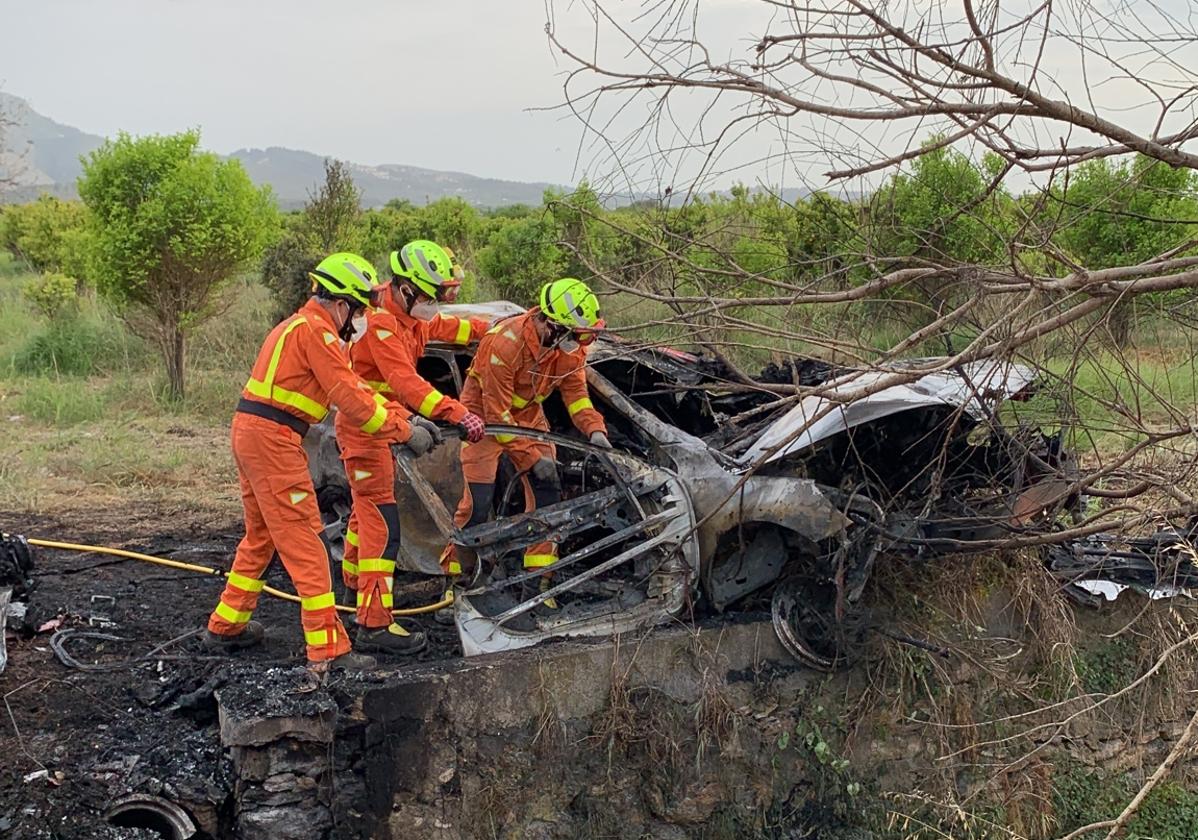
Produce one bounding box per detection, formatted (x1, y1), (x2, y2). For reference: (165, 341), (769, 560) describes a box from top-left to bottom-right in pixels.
(349, 314), (368, 342)
(409, 300), (439, 321)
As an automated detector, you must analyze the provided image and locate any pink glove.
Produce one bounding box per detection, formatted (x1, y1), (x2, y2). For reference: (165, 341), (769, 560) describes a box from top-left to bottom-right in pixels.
(459, 411), (486, 444)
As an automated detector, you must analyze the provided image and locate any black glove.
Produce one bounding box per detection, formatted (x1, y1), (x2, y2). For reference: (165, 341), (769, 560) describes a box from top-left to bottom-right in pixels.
(531, 457), (558, 483)
(410, 415), (443, 445)
(402, 424), (435, 457)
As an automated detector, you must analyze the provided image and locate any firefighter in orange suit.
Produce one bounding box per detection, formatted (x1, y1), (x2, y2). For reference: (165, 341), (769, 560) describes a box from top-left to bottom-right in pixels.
(335, 240), (487, 653)
(440, 278), (610, 607)
(203, 253), (431, 671)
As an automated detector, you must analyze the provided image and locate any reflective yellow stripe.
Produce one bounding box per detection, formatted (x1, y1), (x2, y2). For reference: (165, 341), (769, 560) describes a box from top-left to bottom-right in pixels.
(454, 319), (471, 345)
(495, 433), (516, 444)
(360, 403), (388, 434)
(227, 572), (264, 593)
(523, 553), (558, 569)
(345, 529), (359, 547)
(342, 559), (359, 576)
(301, 592), (336, 611)
(358, 558), (396, 574)
(380, 592), (394, 608)
(535, 394), (547, 404)
(244, 317), (330, 422)
(366, 379), (394, 394)
(215, 601), (252, 624)
(373, 391), (388, 407)
(500, 410), (514, 422)
(446, 560), (462, 575)
(304, 627), (337, 647)
(567, 397), (594, 416)
(419, 389), (445, 417)
(357, 590), (369, 608)
(511, 394), (530, 409)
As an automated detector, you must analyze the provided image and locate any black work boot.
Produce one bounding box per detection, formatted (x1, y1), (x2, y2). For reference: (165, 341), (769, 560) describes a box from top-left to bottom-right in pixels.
(355, 623), (428, 656)
(201, 620), (264, 652)
(434, 588), (456, 625)
(306, 650), (377, 679)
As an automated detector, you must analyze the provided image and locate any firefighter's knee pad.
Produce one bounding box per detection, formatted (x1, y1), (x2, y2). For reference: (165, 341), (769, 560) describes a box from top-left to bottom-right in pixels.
(378, 502), (401, 561)
(466, 483), (496, 528)
(528, 469), (562, 508)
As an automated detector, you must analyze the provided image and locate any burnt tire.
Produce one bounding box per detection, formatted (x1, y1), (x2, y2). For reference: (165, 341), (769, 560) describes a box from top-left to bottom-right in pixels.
(771, 574), (868, 671)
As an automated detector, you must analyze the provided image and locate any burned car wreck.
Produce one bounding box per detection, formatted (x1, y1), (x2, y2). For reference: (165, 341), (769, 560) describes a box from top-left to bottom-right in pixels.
(306, 302), (1192, 668)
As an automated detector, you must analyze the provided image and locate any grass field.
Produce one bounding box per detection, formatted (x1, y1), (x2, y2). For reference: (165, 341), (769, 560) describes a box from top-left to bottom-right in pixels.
(0, 256), (272, 516)
(1, 252), (1195, 517)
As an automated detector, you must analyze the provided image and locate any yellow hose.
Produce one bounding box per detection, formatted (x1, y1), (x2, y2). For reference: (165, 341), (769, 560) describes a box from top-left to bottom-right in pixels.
(25, 538), (453, 616)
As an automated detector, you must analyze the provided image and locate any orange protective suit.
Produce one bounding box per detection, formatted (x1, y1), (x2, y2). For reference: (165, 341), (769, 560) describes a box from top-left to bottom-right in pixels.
(442, 308), (606, 573)
(335, 305), (487, 625)
(207, 300), (411, 662)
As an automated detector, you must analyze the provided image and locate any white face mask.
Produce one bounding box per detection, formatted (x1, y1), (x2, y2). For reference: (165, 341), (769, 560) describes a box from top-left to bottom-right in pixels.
(350, 314), (368, 342)
(409, 300), (439, 321)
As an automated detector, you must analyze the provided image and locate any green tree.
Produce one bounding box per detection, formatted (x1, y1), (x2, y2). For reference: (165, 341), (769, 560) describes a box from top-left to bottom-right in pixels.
(419, 197), (482, 256)
(477, 213), (567, 302)
(864, 144), (1009, 326)
(262, 158), (364, 316)
(0, 195), (91, 277)
(1054, 155), (1198, 344)
(79, 130), (278, 399)
(298, 158), (364, 253)
(867, 144), (1007, 267)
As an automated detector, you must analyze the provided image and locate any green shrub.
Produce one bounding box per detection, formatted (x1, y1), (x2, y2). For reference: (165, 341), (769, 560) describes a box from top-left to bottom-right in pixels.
(14, 316), (146, 377)
(23, 272), (79, 320)
(14, 377), (110, 425)
(1052, 761), (1198, 839)
(0, 250), (22, 277)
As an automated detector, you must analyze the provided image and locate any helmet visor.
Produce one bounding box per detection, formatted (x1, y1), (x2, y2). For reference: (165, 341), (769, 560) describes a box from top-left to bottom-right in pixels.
(438, 279), (462, 303)
(573, 318), (605, 346)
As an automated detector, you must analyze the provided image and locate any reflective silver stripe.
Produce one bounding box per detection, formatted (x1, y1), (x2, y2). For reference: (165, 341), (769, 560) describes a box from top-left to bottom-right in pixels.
(410, 245), (451, 284)
(341, 259), (371, 286)
(561, 290), (588, 326)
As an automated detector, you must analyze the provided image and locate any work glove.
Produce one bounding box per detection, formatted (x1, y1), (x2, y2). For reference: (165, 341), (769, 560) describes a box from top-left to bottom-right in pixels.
(410, 414), (443, 445)
(458, 411), (486, 444)
(589, 431), (613, 450)
(531, 456), (558, 483)
(401, 424), (436, 458)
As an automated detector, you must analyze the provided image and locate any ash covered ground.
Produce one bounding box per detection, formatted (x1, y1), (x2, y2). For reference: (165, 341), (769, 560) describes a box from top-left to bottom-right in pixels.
(0, 507), (459, 839)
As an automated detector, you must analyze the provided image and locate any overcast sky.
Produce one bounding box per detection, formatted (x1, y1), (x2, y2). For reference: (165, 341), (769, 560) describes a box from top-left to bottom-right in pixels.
(2, 0), (597, 185)
(4, 0), (1195, 196)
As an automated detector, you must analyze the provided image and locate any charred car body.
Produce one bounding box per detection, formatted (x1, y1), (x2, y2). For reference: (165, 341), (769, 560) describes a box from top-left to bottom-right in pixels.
(307, 302), (1191, 667)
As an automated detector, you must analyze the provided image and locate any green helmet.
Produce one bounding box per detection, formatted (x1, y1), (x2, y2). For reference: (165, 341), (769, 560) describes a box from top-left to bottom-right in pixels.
(389, 240), (458, 300)
(540, 278), (604, 332)
(310, 252), (380, 307)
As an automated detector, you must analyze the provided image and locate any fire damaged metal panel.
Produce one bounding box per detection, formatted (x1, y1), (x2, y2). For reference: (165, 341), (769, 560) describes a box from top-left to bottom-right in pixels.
(738, 360), (1036, 466)
(453, 445), (699, 656)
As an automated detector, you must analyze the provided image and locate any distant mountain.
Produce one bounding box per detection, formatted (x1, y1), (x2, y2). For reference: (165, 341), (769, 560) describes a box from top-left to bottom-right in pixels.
(0, 92), (104, 194)
(228, 146), (558, 210)
(0, 93), (560, 208)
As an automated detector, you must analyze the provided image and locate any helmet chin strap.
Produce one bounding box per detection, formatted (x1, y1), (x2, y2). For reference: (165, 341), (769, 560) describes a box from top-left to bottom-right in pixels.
(337, 301), (362, 342)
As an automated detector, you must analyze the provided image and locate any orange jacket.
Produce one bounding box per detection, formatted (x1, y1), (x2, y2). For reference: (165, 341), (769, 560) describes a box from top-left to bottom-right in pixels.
(349, 306), (488, 424)
(242, 299), (410, 442)
(463, 308), (606, 441)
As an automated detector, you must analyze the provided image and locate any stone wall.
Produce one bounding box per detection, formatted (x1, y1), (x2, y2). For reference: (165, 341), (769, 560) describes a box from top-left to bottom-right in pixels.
(216, 607), (1198, 840)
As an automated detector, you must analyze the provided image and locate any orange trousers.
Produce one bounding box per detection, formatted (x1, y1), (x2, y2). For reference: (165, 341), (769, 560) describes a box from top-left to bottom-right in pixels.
(442, 435), (560, 573)
(338, 442), (399, 629)
(207, 413), (351, 662)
